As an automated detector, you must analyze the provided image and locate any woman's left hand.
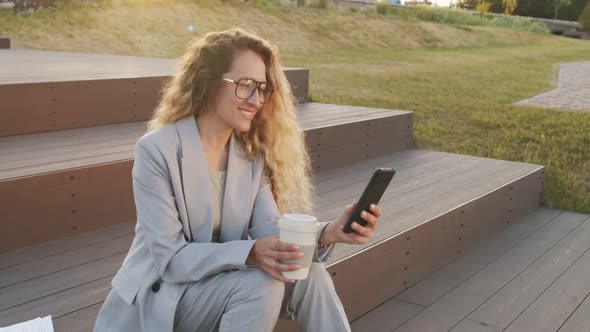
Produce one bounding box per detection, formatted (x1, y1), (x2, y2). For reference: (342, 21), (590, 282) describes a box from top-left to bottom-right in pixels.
(319, 202), (382, 246)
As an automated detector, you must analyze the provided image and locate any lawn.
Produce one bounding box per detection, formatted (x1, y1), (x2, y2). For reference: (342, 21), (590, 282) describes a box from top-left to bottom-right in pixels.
(1, 0), (589, 212)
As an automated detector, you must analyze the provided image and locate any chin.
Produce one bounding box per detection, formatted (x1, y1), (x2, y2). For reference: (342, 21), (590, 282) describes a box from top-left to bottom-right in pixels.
(234, 121), (252, 133)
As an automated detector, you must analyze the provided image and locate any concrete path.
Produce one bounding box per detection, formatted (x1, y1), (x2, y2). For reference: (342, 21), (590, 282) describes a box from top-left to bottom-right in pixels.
(516, 61), (590, 112)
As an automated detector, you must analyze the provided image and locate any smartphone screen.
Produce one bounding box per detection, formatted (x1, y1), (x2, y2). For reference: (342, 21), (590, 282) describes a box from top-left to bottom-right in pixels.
(343, 168), (396, 234)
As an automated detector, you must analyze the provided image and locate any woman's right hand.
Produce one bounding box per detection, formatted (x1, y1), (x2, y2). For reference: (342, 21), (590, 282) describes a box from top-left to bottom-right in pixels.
(246, 236), (304, 283)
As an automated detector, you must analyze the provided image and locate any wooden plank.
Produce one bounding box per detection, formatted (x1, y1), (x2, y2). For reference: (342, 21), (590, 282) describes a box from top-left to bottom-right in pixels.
(0, 277), (111, 327)
(558, 292), (590, 331)
(0, 222), (133, 270)
(0, 77), (166, 137)
(338, 165), (542, 261)
(0, 253), (125, 311)
(351, 299), (424, 332)
(315, 153), (480, 209)
(470, 215), (590, 328)
(0, 235), (132, 288)
(0, 37), (10, 49)
(396, 208), (562, 307)
(52, 303), (102, 332)
(0, 163), (136, 252)
(393, 211), (587, 332)
(450, 319), (503, 332)
(326, 166), (543, 322)
(313, 150), (441, 193)
(504, 248), (590, 332)
(327, 159), (519, 262)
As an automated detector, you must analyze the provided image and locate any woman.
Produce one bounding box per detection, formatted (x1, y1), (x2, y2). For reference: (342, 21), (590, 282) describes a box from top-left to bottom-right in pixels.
(94, 28), (382, 332)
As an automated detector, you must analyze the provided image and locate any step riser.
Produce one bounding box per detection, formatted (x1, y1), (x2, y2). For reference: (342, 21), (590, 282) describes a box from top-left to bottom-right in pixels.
(0, 162), (136, 252)
(0, 113), (412, 252)
(306, 114), (413, 171)
(0, 69), (308, 137)
(0, 38), (10, 49)
(326, 167), (544, 322)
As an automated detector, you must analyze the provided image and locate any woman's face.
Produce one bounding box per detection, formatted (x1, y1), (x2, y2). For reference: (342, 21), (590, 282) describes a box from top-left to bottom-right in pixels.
(211, 49), (267, 133)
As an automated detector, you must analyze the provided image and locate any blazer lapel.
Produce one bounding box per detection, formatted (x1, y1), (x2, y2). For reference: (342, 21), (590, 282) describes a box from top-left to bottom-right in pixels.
(220, 133), (252, 242)
(176, 115), (213, 243)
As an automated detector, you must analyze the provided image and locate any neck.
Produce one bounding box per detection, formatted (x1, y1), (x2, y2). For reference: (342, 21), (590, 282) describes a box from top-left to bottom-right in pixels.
(195, 111), (233, 153)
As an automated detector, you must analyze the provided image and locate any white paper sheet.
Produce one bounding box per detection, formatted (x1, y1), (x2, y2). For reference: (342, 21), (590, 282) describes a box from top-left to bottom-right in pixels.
(0, 316), (54, 332)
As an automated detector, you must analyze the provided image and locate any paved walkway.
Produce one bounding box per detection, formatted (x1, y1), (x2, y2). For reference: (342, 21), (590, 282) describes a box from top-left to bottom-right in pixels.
(516, 61), (590, 112)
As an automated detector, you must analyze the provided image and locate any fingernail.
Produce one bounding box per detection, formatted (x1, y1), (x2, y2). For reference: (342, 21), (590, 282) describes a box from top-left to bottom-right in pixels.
(298, 253), (304, 258)
(362, 211), (367, 217)
(371, 204), (376, 209)
(294, 245), (300, 251)
(290, 280), (296, 283)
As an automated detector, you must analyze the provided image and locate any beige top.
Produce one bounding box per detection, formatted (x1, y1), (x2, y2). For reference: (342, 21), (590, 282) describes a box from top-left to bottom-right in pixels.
(209, 168), (227, 243)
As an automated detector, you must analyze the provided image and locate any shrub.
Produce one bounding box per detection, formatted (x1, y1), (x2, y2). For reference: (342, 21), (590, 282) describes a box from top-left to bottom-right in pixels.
(580, 1), (590, 32)
(376, 2), (388, 15)
(475, 1), (491, 15)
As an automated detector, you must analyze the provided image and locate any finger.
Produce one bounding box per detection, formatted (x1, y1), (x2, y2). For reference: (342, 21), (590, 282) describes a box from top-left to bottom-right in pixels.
(370, 204), (382, 218)
(275, 250), (304, 261)
(274, 240), (300, 252)
(361, 211), (378, 229)
(274, 261), (303, 272)
(351, 221), (371, 237)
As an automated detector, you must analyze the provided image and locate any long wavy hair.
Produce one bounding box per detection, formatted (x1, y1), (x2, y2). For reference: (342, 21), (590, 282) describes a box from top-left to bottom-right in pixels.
(147, 28), (312, 214)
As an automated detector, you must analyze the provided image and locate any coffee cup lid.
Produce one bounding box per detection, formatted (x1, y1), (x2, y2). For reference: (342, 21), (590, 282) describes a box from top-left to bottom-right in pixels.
(279, 214), (320, 232)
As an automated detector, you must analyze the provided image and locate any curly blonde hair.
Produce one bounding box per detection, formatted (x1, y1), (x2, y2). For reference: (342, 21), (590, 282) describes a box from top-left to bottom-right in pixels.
(147, 28), (312, 215)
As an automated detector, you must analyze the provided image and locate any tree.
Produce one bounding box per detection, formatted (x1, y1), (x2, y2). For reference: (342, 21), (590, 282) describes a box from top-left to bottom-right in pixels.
(580, 0), (590, 31)
(503, 0), (518, 14)
(552, 0), (572, 19)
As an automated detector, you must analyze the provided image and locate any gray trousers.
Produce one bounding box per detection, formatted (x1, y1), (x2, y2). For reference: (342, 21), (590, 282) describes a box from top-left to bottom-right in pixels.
(173, 263), (351, 332)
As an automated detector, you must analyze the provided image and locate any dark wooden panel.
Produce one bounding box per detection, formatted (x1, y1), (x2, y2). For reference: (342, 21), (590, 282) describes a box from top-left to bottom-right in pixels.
(396, 208), (562, 307)
(0, 162), (136, 252)
(0, 222), (133, 270)
(52, 303), (102, 332)
(0, 235), (132, 288)
(0, 77), (166, 137)
(325, 166), (543, 322)
(283, 68), (309, 103)
(469, 216), (590, 328)
(394, 212), (586, 332)
(0, 253), (124, 311)
(0, 277), (111, 327)
(559, 292), (590, 331)
(0, 37), (10, 49)
(504, 248), (590, 332)
(450, 319), (503, 332)
(350, 298), (424, 332)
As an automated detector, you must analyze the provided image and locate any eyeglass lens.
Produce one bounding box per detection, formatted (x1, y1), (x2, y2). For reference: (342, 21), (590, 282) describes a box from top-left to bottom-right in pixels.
(235, 79), (272, 103)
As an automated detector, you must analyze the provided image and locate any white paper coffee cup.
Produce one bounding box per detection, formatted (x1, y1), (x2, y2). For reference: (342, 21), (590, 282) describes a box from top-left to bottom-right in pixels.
(279, 214), (321, 280)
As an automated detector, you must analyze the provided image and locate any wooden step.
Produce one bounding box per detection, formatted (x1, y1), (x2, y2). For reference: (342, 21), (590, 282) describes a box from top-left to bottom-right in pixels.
(0, 149), (544, 331)
(0, 103), (412, 252)
(351, 208), (590, 332)
(0, 38), (10, 49)
(0, 49), (309, 136)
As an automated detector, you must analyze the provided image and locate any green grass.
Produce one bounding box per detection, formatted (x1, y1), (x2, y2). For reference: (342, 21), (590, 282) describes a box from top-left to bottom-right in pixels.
(1, 0), (590, 212)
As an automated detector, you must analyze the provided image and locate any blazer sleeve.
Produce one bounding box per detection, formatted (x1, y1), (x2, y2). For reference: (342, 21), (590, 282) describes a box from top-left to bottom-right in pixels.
(132, 139), (255, 284)
(249, 171), (336, 263)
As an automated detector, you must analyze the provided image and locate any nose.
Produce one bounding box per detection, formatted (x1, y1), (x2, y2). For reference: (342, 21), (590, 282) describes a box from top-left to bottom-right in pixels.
(247, 88), (263, 107)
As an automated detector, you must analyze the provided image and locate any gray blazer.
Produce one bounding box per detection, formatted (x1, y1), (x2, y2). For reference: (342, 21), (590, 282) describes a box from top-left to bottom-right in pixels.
(95, 115), (334, 331)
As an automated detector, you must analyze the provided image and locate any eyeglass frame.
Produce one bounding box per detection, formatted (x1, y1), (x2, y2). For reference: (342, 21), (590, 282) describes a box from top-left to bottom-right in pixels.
(221, 77), (273, 104)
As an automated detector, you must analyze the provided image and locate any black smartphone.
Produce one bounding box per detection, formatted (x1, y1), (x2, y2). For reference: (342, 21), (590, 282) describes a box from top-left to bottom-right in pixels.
(343, 168), (396, 234)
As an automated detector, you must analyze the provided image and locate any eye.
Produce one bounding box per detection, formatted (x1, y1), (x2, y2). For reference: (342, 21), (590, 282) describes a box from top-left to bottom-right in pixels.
(239, 79), (255, 88)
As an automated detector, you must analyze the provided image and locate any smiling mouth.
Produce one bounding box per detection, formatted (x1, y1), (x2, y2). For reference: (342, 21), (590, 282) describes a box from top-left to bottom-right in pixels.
(239, 108), (255, 120)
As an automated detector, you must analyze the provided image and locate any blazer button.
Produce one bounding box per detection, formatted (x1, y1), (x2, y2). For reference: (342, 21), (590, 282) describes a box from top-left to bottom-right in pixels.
(151, 282), (160, 293)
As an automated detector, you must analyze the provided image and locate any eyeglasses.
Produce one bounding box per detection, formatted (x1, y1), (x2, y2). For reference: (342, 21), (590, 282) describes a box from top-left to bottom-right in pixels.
(221, 77), (273, 104)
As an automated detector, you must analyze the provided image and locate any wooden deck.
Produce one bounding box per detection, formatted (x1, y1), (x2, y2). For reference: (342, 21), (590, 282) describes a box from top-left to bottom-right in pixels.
(0, 49), (309, 136)
(0, 149), (544, 331)
(352, 208), (590, 332)
(0, 103), (409, 181)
